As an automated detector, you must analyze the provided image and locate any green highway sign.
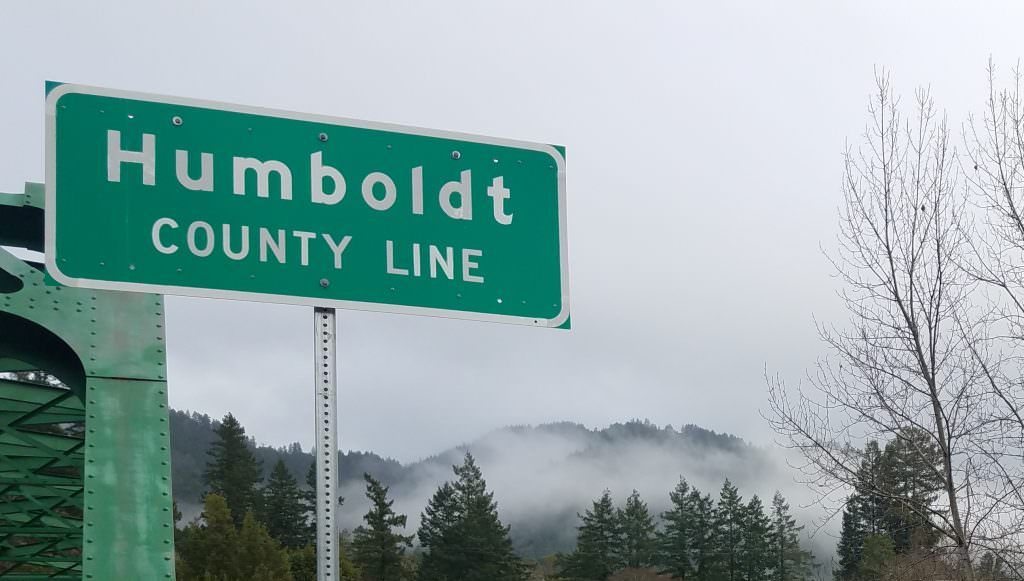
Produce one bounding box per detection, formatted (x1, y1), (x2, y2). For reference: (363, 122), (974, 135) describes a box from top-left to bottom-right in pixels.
(45, 84), (569, 327)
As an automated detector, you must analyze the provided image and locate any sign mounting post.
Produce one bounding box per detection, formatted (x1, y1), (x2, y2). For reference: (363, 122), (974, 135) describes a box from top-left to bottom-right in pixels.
(314, 307), (338, 581)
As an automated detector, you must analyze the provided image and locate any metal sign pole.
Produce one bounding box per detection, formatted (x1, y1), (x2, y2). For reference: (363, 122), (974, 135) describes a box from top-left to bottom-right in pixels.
(314, 307), (339, 581)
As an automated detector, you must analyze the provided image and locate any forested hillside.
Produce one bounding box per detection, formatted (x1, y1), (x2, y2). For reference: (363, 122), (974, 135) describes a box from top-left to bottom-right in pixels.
(169, 409), (809, 560)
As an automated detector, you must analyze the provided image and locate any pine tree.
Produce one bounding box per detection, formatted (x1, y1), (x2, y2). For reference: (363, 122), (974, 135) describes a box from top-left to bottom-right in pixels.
(689, 489), (718, 581)
(558, 490), (623, 581)
(451, 453), (526, 581)
(879, 428), (942, 553)
(619, 490), (657, 569)
(417, 453), (526, 581)
(418, 481), (460, 581)
(203, 413), (263, 526)
(741, 495), (772, 581)
(836, 433), (944, 575)
(262, 458), (307, 548)
(856, 441), (887, 536)
(769, 492), (812, 581)
(352, 473), (413, 581)
(715, 480), (746, 581)
(835, 503), (864, 581)
(658, 478), (696, 579)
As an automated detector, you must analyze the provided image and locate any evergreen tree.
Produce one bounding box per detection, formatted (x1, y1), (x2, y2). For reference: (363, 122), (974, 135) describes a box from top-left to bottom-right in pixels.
(835, 504), (864, 581)
(237, 511), (294, 581)
(176, 493), (294, 581)
(203, 413), (263, 526)
(619, 490), (657, 569)
(417, 453), (526, 581)
(658, 478), (696, 579)
(417, 481), (460, 581)
(558, 490), (623, 581)
(836, 433), (943, 575)
(715, 480), (746, 581)
(451, 453), (526, 581)
(856, 441), (887, 536)
(741, 495), (772, 581)
(833, 440), (886, 578)
(769, 492), (812, 581)
(857, 535), (894, 581)
(689, 489), (718, 581)
(176, 493), (241, 580)
(288, 545), (317, 581)
(352, 473), (413, 581)
(262, 458), (308, 548)
(879, 428), (942, 553)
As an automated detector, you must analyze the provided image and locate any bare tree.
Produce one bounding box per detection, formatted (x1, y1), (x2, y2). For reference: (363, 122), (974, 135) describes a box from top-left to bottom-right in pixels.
(959, 60), (1024, 570)
(765, 73), (1013, 580)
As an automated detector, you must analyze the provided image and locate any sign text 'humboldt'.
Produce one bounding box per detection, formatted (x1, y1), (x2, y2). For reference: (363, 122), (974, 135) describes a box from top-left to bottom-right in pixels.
(45, 85), (569, 327)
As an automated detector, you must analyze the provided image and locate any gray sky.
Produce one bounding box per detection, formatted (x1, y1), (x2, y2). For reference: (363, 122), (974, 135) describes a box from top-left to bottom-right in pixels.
(3, 1), (1023, 463)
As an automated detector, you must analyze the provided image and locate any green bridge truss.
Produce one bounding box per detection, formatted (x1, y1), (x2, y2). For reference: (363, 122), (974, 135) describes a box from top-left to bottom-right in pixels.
(0, 183), (175, 579)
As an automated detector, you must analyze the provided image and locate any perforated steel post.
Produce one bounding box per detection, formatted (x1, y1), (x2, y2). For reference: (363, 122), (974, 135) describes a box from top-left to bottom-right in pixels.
(314, 307), (339, 581)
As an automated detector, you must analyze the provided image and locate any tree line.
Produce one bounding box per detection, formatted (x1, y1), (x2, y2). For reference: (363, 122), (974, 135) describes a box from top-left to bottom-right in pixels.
(173, 413), (818, 581)
(559, 481), (814, 581)
(174, 412), (526, 581)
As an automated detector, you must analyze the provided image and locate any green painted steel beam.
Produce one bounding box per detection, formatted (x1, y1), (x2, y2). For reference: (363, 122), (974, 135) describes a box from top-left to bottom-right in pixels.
(81, 378), (175, 579)
(1, 182), (175, 579)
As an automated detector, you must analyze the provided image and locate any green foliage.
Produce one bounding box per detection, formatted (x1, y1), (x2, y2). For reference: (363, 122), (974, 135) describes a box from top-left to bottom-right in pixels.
(657, 478), (695, 580)
(417, 481), (459, 581)
(177, 493), (240, 580)
(857, 535), (895, 581)
(855, 441), (887, 537)
(171, 410), (823, 581)
(287, 546), (316, 581)
(835, 505), (863, 580)
(714, 479), (745, 581)
(338, 533), (363, 581)
(203, 413), (263, 526)
(176, 493), (293, 581)
(262, 458), (308, 548)
(769, 492), (812, 581)
(352, 473), (413, 581)
(558, 490), (623, 581)
(836, 431), (944, 576)
(619, 490), (657, 569)
(417, 453), (527, 581)
(741, 495), (771, 581)
(878, 428), (942, 552)
(687, 488), (718, 580)
(237, 511), (294, 581)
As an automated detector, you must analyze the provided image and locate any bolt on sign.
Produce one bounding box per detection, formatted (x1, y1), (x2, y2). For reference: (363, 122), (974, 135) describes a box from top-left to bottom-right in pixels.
(45, 84), (569, 327)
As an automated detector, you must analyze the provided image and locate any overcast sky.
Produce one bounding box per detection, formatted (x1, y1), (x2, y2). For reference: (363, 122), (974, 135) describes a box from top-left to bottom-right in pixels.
(3, 1), (1024, 463)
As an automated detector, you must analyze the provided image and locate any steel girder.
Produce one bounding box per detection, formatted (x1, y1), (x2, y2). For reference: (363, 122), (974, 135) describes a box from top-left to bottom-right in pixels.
(0, 182), (175, 579)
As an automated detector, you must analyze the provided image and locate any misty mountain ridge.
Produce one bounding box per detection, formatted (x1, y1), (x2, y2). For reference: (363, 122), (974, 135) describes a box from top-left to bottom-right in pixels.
(170, 410), (800, 558)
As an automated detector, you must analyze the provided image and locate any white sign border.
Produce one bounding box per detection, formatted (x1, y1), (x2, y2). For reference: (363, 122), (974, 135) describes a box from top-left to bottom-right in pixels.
(44, 83), (570, 328)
